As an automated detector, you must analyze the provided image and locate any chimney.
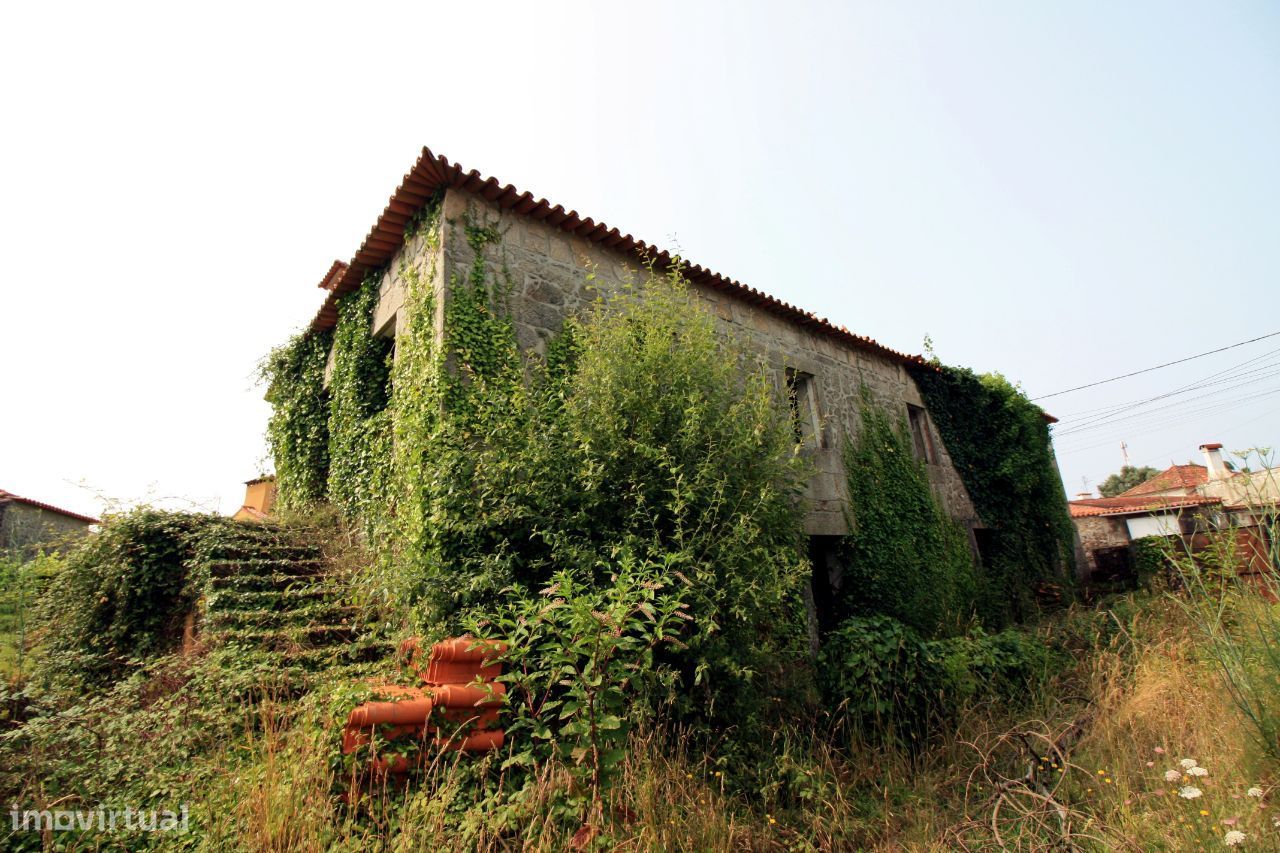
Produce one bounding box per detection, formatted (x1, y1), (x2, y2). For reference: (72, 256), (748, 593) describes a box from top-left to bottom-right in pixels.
(1199, 442), (1232, 481)
(1075, 492), (1093, 500)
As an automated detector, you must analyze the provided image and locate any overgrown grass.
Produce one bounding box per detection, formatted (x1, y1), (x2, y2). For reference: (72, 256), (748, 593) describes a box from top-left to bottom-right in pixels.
(9, 585), (1273, 851)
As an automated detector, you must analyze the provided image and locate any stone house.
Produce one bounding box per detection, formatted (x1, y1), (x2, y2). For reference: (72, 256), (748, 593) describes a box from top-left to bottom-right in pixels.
(0, 487), (98, 557)
(299, 147), (1067, 618)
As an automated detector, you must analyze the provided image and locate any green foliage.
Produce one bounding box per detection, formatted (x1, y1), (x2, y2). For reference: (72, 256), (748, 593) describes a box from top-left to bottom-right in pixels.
(908, 364), (1076, 624)
(929, 625), (1061, 707)
(0, 552), (62, 677)
(819, 614), (1061, 743)
(401, 260), (809, 723)
(839, 387), (978, 636)
(1131, 535), (1167, 588)
(327, 273), (394, 530)
(1098, 465), (1162, 497)
(34, 509), (224, 684)
(818, 615), (942, 742)
(473, 554), (691, 826)
(262, 329), (332, 509)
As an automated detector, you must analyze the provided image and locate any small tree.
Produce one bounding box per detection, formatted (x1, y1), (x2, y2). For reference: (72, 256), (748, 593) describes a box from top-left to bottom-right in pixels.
(1098, 465), (1161, 497)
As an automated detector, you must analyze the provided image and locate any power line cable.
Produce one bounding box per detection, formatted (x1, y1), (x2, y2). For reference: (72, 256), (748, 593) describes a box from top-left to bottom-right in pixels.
(1052, 346), (1280, 433)
(1033, 330), (1280, 400)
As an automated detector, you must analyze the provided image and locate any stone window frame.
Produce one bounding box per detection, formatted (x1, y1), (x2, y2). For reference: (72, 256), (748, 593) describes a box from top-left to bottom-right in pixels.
(785, 366), (827, 450)
(906, 403), (936, 465)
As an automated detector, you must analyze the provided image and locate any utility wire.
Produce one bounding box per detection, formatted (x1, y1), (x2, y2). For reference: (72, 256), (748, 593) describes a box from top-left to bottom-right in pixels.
(1033, 330), (1280, 400)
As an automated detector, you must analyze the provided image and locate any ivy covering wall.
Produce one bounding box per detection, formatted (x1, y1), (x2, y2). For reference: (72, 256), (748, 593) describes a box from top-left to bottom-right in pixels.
(907, 364), (1076, 624)
(262, 329), (332, 509)
(327, 275), (394, 529)
(838, 387), (978, 637)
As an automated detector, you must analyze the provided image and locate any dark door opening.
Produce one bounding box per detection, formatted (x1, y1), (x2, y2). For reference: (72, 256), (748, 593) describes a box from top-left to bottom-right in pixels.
(808, 535), (844, 635)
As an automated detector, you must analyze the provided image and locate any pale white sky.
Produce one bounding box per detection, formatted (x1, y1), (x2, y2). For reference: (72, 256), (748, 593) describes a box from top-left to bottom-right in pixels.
(1, 1), (1277, 518)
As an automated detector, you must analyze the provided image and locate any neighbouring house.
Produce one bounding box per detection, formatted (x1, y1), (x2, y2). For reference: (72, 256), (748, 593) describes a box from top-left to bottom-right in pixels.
(1069, 493), (1223, 581)
(1070, 442), (1277, 582)
(0, 488), (98, 557)
(232, 476), (277, 522)
(270, 146), (1073, 624)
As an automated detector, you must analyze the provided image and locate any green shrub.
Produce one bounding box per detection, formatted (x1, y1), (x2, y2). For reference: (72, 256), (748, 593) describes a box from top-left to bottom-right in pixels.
(1131, 536), (1167, 589)
(404, 265), (810, 723)
(34, 509), (221, 684)
(930, 626), (1060, 707)
(472, 553), (691, 828)
(820, 615), (1061, 742)
(818, 615), (943, 742)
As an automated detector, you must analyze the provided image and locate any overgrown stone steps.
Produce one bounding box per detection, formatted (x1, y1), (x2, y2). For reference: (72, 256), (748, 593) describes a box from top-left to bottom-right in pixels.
(207, 572), (333, 593)
(206, 558), (327, 579)
(207, 624), (360, 649)
(202, 603), (357, 632)
(204, 587), (333, 612)
(194, 521), (394, 694)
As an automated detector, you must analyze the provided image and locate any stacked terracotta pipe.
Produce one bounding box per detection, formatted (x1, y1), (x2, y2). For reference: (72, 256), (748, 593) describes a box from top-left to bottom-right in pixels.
(342, 636), (507, 779)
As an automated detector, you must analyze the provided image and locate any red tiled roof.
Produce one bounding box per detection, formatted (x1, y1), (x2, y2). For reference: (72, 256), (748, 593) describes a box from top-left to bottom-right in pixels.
(1068, 494), (1220, 519)
(1119, 464), (1209, 497)
(0, 488), (100, 525)
(317, 260), (348, 291)
(307, 147), (926, 368)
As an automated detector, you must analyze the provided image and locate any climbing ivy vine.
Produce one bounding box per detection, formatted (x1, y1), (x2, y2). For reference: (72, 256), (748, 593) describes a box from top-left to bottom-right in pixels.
(907, 363), (1076, 624)
(262, 329), (331, 509)
(839, 386), (978, 637)
(327, 273), (394, 531)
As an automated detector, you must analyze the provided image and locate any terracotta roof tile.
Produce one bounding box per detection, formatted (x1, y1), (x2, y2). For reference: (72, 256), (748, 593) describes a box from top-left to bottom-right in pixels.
(307, 146), (926, 368)
(0, 488), (100, 525)
(1119, 464), (1209, 497)
(1068, 494), (1220, 519)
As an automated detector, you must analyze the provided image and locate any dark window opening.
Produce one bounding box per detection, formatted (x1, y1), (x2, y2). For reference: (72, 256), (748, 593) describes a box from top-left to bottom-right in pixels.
(973, 527), (997, 567)
(907, 404), (935, 464)
(786, 369), (822, 448)
(1091, 546), (1135, 585)
(367, 318), (396, 415)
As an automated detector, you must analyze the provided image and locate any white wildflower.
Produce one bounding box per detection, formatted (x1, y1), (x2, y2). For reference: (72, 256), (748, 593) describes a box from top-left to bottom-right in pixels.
(1224, 829), (1246, 847)
(1180, 786), (1204, 800)
(1188, 766), (1209, 777)
(1165, 769), (1182, 782)
(1247, 787), (1263, 798)
(1181, 758), (1199, 770)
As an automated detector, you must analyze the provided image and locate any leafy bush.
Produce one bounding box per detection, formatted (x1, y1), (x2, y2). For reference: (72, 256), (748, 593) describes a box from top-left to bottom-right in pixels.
(931, 626), (1061, 707)
(818, 615), (943, 741)
(1131, 535), (1167, 589)
(34, 509), (221, 684)
(820, 615), (1061, 742)
(472, 553), (691, 828)
(404, 265), (810, 723)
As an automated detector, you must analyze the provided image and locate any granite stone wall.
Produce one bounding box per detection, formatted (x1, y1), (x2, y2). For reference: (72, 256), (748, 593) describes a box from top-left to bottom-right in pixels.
(360, 188), (981, 536)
